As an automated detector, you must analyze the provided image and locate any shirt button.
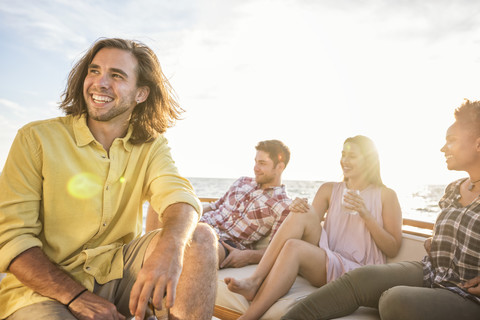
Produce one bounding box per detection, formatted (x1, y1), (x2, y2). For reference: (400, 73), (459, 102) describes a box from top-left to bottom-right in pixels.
(103, 223), (106, 227)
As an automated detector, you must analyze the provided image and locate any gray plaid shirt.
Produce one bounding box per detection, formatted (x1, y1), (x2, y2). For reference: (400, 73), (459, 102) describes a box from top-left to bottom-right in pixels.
(423, 178), (480, 304)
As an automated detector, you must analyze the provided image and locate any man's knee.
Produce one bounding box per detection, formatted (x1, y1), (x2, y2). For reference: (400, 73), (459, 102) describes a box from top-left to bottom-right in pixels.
(191, 223), (217, 249)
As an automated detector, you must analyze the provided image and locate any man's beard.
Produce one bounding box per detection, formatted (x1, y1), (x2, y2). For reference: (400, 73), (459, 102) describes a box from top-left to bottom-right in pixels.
(88, 104), (131, 122)
(255, 174), (274, 186)
(86, 95), (136, 122)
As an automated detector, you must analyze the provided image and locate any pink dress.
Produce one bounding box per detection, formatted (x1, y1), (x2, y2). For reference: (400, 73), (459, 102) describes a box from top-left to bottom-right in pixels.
(320, 182), (386, 282)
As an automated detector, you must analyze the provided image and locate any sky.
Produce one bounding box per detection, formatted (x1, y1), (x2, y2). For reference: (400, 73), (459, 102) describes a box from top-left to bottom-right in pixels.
(1, 0), (480, 194)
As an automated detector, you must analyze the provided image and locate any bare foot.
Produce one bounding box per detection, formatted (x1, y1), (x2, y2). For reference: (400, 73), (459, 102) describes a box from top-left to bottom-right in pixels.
(224, 277), (260, 301)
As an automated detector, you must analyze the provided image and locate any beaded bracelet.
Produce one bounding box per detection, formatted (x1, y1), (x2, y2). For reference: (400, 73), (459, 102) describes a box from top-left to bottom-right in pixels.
(66, 288), (88, 308)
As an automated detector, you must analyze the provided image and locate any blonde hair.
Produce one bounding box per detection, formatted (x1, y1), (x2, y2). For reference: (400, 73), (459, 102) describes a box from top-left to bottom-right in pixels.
(343, 135), (384, 187)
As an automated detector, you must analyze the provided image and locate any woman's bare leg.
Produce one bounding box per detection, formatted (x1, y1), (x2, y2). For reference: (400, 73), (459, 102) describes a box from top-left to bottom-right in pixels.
(225, 209), (322, 301)
(239, 239), (327, 320)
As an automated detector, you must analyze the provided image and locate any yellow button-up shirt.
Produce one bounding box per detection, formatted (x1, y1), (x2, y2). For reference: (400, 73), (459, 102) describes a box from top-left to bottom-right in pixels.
(0, 115), (201, 318)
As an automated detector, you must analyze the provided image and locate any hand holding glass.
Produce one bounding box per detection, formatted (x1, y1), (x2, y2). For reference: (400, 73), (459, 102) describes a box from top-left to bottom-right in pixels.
(342, 189), (360, 215)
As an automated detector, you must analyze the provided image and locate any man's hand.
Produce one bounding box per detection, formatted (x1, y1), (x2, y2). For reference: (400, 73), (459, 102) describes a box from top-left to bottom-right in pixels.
(461, 276), (480, 297)
(69, 291), (125, 320)
(129, 243), (182, 320)
(129, 203), (197, 320)
(220, 242), (252, 268)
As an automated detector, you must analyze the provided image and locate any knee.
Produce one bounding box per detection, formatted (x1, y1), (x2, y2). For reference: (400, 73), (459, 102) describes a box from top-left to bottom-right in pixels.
(339, 265), (382, 300)
(281, 239), (307, 256)
(191, 223), (217, 247)
(288, 210), (318, 224)
(378, 286), (412, 320)
(186, 224), (218, 267)
(346, 264), (381, 284)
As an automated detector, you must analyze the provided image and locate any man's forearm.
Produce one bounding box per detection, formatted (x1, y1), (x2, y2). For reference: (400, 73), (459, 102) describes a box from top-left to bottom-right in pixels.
(159, 203), (198, 250)
(220, 247), (267, 268)
(148, 202), (199, 264)
(246, 248), (266, 265)
(147, 202), (200, 233)
(8, 247), (85, 305)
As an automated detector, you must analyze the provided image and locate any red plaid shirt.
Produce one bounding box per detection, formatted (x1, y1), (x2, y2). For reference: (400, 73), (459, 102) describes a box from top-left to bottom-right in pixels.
(200, 177), (291, 249)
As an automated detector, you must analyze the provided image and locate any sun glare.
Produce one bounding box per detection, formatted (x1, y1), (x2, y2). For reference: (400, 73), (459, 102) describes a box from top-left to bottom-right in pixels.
(67, 173), (103, 199)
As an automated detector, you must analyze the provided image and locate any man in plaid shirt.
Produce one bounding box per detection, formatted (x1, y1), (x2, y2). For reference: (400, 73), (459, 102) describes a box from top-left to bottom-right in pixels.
(201, 140), (292, 269)
(147, 140), (292, 269)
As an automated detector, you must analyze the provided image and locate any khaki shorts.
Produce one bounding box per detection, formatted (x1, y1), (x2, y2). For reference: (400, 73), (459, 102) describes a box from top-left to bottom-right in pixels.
(8, 230), (161, 320)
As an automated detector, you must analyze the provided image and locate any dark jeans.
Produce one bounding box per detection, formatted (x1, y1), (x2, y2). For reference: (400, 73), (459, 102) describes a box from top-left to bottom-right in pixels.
(282, 261), (480, 320)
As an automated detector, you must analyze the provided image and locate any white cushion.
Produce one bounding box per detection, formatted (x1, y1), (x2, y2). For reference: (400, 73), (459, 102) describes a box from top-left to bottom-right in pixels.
(215, 233), (427, 319)
(217, 265), (317, 320)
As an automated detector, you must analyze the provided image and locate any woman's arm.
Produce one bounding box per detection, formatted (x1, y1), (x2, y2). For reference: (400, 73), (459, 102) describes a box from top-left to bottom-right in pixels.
(358, 187), (403, 258)
(289, 182), (332, 221)
(309, 182), (334, 221)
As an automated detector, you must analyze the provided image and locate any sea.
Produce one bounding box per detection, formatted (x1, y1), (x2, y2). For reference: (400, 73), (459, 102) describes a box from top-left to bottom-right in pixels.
(0, 170), (443, 224)
(187, 177), (446, 223)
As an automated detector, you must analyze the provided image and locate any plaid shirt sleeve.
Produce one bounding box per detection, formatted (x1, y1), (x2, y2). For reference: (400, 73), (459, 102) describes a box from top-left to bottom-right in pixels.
(209, 178), (243, 211)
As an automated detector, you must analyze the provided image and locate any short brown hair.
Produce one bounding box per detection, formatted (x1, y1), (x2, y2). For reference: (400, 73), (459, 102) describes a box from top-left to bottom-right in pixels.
(59, 38), (183, 144)
(255, 140), (290, 168)
(454, 99), (480, 136)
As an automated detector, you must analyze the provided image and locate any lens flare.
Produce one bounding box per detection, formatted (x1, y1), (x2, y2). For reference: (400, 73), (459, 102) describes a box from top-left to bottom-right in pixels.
(67, 173), (103, 199)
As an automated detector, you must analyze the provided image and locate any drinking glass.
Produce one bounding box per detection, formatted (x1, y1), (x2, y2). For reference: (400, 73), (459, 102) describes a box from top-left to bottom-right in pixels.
(342, 189), (360, 215)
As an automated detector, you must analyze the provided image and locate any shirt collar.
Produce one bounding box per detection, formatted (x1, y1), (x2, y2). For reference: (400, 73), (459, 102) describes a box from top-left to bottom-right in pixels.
(73, 114), (134, 152)
(255, 181), (286, 193)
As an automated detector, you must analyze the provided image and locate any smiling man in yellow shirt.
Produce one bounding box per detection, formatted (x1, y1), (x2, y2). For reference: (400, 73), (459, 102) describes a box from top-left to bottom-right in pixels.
(0, 38), (217, 320)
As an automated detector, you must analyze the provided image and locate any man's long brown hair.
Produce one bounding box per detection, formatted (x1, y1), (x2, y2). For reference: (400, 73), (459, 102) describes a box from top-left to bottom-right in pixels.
(59, 38), (184, 144)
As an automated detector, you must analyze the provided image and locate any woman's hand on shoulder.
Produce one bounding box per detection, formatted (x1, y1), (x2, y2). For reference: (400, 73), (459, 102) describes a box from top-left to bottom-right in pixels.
(289, 197), (310, 213)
